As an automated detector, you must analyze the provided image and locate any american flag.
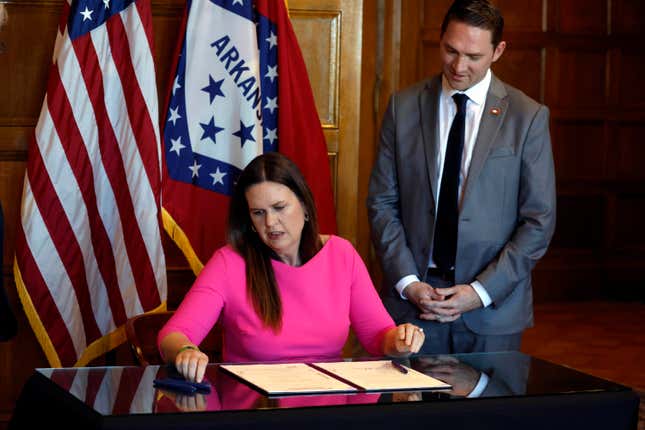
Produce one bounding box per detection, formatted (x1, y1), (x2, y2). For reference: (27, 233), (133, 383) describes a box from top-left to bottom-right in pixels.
(13, 0), (167, 367)
(162, 0), (337, 273)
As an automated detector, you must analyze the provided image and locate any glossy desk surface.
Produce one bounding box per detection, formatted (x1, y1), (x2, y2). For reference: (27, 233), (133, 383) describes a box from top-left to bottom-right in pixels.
(27, 351), (634, 415)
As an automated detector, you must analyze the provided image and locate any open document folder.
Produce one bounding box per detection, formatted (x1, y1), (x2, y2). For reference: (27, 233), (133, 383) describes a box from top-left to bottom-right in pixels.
(219, 360), (451, 396)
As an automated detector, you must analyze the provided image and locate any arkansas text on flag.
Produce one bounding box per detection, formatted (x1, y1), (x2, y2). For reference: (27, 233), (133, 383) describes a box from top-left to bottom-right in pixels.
(162, 0), (337, 273)
(14, 0), (167, 367)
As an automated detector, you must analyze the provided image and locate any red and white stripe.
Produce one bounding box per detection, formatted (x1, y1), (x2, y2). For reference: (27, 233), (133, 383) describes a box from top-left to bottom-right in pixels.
(15, 0), (166, 367)
(42, 366), (161, 414)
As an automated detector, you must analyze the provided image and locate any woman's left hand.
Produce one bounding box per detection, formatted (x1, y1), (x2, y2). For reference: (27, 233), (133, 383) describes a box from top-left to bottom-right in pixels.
(385, 323), (425, 356)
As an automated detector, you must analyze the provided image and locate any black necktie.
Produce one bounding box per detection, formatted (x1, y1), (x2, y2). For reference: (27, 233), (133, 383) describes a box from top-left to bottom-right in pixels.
(433, 93), (469, 272)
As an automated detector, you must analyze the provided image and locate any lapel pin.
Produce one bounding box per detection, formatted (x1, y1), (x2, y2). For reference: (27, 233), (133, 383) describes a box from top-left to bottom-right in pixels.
(490, 107), (501, 115)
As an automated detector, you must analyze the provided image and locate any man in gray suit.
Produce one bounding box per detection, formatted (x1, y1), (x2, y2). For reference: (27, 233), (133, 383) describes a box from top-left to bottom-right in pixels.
(368, 0), (556, 354)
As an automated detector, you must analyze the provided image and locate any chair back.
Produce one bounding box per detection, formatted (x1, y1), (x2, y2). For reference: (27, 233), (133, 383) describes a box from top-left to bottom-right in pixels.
(125, 311), (223, 366)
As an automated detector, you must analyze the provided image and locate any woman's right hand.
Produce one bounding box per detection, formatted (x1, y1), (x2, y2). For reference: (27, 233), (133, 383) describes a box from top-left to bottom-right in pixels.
(174, 346), (209, 382)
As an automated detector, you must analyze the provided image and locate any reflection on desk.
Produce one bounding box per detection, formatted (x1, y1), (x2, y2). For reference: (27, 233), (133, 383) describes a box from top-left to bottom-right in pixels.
(412, 352), (531, 398)
(155, 366), (384, 413)
(10, 352), (639, 430)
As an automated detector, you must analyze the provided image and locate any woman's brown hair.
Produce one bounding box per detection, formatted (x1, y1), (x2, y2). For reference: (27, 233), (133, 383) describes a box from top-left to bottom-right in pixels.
(227, 152), (322, 330)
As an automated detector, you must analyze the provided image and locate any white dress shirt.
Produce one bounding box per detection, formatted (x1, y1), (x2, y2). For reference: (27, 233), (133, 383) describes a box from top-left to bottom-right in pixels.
(396, 70), (493, 307)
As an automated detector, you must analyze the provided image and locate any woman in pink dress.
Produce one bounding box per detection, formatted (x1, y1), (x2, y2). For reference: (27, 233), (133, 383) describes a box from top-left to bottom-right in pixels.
(159, 152), (425, 382)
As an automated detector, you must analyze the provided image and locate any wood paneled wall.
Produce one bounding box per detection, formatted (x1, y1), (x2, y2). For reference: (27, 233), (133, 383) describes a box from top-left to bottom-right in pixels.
(362, 0), (645, 302)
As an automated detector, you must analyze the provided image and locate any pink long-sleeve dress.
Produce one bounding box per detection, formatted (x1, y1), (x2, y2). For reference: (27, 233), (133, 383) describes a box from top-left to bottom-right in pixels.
(158, 235), (395, 362)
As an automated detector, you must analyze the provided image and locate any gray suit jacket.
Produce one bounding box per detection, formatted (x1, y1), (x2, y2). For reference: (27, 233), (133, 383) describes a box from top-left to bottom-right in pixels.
(367, 73), (556, 335)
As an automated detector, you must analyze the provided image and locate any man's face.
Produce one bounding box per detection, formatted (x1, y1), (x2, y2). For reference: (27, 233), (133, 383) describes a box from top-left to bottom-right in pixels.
(439, 20), (506, 91)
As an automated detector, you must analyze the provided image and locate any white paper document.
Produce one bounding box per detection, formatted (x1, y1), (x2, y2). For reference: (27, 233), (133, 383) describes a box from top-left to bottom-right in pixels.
(219, 363), (358, 395)
(312, 360), (451, 392)
(219, 360), (451, 395)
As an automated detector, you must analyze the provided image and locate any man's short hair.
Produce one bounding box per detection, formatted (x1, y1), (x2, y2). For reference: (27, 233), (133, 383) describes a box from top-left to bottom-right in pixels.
(440, 0), (504, 47)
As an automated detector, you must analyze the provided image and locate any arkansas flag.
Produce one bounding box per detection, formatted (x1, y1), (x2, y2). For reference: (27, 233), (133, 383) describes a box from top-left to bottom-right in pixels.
(13, 0), (167, 367)
(162, 0), (337, 273)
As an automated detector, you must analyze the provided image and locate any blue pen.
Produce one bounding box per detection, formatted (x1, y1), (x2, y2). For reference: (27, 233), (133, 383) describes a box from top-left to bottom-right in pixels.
(168, 375), (212, 393)
(391, 360), (409, 374)
(153, 378), (198, 394)
(190, 380), (212, 392)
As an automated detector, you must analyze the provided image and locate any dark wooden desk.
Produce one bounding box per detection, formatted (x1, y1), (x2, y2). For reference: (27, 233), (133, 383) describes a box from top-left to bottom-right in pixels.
(9, 352), (639, 430)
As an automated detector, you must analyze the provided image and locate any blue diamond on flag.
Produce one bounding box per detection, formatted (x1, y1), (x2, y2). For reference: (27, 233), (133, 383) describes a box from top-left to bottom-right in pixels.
(164, 0), (278, 195)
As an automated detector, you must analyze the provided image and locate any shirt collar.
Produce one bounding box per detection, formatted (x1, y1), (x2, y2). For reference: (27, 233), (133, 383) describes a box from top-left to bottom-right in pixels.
(441, 69), (491, 107)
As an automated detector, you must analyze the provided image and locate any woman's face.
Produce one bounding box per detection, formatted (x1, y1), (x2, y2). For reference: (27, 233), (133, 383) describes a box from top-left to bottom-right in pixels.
(245, 181), (307, 266)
